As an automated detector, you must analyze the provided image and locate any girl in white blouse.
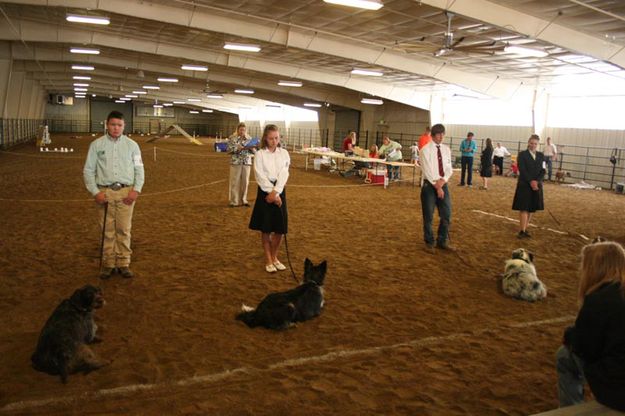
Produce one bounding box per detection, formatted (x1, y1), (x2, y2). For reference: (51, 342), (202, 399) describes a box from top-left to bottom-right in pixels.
(248, 125), (291, 273)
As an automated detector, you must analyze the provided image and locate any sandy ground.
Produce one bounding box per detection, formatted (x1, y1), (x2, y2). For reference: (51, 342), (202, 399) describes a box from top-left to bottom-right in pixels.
(1, 133), (624, 415)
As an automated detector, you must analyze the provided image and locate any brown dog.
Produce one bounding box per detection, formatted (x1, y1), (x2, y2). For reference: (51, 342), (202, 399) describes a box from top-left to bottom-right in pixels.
(555, 170), (571, 182)
(31, 285), (109, 383)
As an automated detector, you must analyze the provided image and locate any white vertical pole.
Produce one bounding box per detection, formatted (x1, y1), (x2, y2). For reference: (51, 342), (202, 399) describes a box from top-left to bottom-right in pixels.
(153, 146), (156, 162)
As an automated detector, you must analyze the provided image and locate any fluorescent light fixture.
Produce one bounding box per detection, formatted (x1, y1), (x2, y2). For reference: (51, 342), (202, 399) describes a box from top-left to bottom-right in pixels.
(115, 100), (125, 103)
(143, 85), (160, 90)
(125, 94), (138, 98)
(73, 75), (91, 80)
(361, 98), (384, 105)
(172, 101), (185, 104)
(223, 43), (261, 52)
(202, 109), (213, 113)
(206, 94), (223, 99)
(266, 104), (282, 108)
(73, 83), (89, 87)
(132, 90), (147, 95)
(189, 110), (199, 114)
(181, 64), (208, 71)
(504, 45), (548, 58)
(70, 47), (100, 55)
(119, 97), (131, 101)
(351, 68), (383, 76)
(153, 104), (163, 108)
(163, 103), (173, 107)
(157, 77), (178, 83)
(91, 94), (96, 97)
(66, 14), (110, 25)
(74, 95), (86, 98)
(323, 0), (383, 10)
(278, 80), (303, 87)
(187, 98), (201, 102)
(74, 87), (88, 92)
(234, 89), (254, 94)
(71, 65), (94, 71)
(304, 103), (322, 107)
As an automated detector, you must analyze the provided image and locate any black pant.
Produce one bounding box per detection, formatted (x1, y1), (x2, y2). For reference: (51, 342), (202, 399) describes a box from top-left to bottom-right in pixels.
(460, 156), (474, 185)
(493, 156), (504, 176)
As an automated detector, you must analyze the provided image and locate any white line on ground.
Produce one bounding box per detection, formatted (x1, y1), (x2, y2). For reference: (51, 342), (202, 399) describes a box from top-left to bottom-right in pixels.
(1, 315), (575, 412)
(472, 210), (578, 238)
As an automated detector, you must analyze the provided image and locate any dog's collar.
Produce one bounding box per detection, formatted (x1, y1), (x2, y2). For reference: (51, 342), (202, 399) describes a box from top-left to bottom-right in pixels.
(69, 299), (90, 313)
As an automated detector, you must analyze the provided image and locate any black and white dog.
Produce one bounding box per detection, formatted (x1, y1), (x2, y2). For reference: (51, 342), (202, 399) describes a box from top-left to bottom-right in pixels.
(31, 285), (109, 383)
(502, 248), (547, 302)
(236, 258), (327, 330)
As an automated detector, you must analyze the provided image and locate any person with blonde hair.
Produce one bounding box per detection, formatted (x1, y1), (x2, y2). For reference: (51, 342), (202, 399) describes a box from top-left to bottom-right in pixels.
(556, 241), (625, 411)
(249, 125), (290, 273)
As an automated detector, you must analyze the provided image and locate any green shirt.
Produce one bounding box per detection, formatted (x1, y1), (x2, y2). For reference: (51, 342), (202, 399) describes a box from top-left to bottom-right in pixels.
(378, 140), (403, 161)
(83, 134), (145, 196)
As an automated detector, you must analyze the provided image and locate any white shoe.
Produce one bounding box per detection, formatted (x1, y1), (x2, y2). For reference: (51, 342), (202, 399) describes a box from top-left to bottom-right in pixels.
(265, 264), (277, 273)
(273, 261), (287, 271)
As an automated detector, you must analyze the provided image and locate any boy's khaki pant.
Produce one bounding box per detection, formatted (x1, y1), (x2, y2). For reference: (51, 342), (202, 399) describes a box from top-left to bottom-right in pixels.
(97, 187), (135, 268)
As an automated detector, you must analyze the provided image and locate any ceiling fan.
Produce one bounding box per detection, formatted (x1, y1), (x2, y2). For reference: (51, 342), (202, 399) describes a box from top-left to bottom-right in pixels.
(395, 12), (506, 57)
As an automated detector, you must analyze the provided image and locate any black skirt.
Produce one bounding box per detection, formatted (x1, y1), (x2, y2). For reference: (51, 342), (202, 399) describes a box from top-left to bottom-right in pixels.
(480, 162), (492, 178)
(512, 181), (544, 212)
(249, 186), (288, 234)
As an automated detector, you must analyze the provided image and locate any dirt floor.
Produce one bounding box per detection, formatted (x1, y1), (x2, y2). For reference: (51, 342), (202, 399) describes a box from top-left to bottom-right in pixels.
(1, 133), (624, 415)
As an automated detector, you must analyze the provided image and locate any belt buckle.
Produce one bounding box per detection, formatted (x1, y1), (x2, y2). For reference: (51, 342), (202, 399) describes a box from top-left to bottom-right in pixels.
(111, 182), (122, 191)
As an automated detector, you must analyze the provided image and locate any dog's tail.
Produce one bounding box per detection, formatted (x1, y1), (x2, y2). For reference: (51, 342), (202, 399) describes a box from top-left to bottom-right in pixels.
(235, 304), (257, 328)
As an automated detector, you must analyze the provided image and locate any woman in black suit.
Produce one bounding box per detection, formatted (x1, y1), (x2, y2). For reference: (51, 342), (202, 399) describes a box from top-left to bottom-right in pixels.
(512, 134), (545, 238)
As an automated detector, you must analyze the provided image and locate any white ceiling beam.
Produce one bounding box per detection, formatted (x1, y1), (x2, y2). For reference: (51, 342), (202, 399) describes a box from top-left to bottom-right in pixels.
(417, 0), (625, 69)
(9, 46), (364, 109)
(0, 17), (437, 109)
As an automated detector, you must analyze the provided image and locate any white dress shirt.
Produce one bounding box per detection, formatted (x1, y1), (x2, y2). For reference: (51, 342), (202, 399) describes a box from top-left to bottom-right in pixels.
(254, 146), (290, 194)
(420, 141), (453, 184)
(493, 146), (510, 158)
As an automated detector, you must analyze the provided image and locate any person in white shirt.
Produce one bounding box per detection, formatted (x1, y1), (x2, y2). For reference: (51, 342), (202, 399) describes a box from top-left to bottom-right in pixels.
(543, 137), (558, 181)
(493, 142), (511, 176)
(419, 123), (454, 253)
(249, 124), (291, 273)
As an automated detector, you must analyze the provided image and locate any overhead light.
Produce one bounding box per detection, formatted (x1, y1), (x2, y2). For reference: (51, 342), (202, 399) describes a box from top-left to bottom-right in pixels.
(278, 80), (303, 87)
(351, 68), (383, 77)
(266, 104), (282, 108)
(181, 64), (208, 71)
(153, 104), (163, 108)
(224, 43), (261, 52)
(125, 94), (138, 98)
(74, 87), (88, 92)
(172, 101), (185, 104)
(504, 45), (548, 58)
(74, 95), (86, 98)
(187, 98), (201, 102)
(163, 103), (173, 107)
(74, 93), (86, 96)
(143, 85), (160, 90)
(361, 98), (384, 105)
(119, 97), (131, 101)
(157, 77), (178, 83)
(73, 83), (89, 87)
(189, 110), (199, 114)
(202, 109), (213, 113)
(91, 94), (96, 97)
(132, 90), (147, 94)
(72, 65), (94, 71)
(323, 0), (383, 10)
(114, 100), (125, 103)
(73, 75), (91, 80)
(206, 94), (223, 99)
(434, 48), (450, 57)
(304, 103), (322, 107)
(70, 47), (100, 55)
(234, 89), (254, 94)
(66, 14), (110, 25)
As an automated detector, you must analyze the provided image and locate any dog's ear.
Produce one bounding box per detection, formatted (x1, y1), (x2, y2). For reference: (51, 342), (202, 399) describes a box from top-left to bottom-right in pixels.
(528, 251), (535, 263)
(304, 258), (312, 272)
(319, 260), (327, 274)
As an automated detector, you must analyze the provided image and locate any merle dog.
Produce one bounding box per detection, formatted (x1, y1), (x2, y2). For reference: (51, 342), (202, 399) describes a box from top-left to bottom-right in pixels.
(236, 258), (327, 330)
(31, 285), (109, 383)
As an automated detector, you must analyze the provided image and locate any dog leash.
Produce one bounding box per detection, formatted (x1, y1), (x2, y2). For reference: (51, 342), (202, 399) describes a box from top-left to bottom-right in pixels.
(278, 196), (299, 284)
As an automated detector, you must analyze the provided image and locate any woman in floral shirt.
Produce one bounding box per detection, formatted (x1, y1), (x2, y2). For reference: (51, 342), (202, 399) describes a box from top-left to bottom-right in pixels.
(227, 122), (256, 207)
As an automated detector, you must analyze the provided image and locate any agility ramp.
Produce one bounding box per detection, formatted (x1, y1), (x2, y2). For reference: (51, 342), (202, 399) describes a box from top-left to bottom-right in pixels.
(146, 124), (203, 145)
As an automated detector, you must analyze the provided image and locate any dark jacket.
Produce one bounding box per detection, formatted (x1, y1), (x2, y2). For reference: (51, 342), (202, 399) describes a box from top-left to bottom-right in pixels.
(565, 282), (625, 411)
(512, 150), (545, 212)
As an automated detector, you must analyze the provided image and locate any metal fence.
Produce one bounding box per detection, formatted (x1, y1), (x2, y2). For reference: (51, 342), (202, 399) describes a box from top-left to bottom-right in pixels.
(3, 118), (624, 191)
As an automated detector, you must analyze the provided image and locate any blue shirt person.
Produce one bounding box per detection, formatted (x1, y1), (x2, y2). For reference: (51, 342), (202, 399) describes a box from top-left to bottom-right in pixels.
(459, 132), (477, 186)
